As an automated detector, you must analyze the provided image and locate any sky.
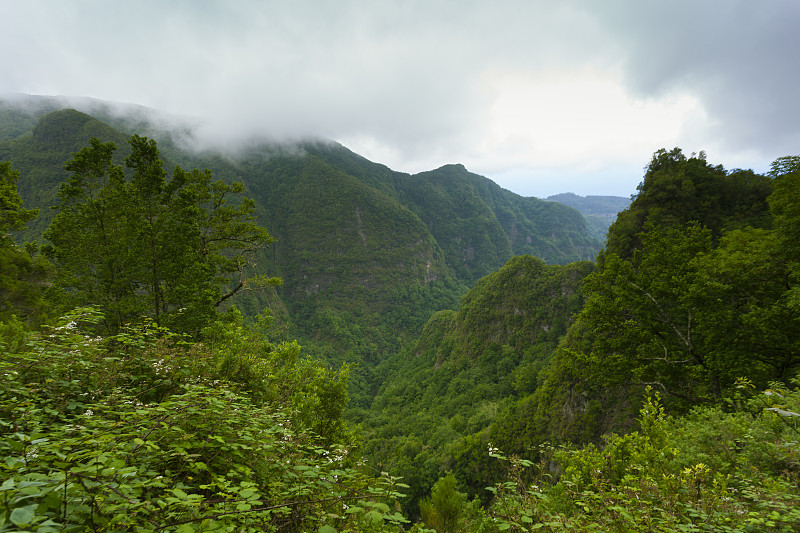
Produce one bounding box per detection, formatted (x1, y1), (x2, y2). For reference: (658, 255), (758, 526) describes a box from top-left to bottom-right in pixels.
(3, 0), (800, 198)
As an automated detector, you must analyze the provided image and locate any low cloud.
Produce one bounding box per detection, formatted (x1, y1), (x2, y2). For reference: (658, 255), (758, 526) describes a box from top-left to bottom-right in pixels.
(2, 1), (797, 196)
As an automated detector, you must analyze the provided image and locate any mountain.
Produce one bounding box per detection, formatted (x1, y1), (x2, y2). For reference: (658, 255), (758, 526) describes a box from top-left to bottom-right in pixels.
(356, 254), (594, 509)
(546, 192), (631, 241)
(0, 96), (603, 369)
(5, 96), (797, 530)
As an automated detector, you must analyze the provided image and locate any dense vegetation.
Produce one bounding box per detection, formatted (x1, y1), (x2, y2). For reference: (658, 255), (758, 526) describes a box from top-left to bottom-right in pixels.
(356, 149), (799, 531)
(1, 135), (409, 531)
(1, 96), (799, 531)
(354, 256), (594, 514)
(545, 193), (631, 242)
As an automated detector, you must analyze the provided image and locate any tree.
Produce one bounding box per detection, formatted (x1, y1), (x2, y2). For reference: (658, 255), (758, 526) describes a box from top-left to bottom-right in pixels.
(768, 155), (800, 305)
(691, 227), (800, 384)
(558, 152), (800, 415)
(44, 136), (276, 335)
(0, 162), (49, 325)
(419, 473), (467, 532)
(44, 138), (139, 329)
(579, 223), (721, 407)
(0, 161), (38, 234)
(605, 148), (772, 258)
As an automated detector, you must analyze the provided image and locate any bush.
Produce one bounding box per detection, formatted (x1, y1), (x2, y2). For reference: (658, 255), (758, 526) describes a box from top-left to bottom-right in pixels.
(0, 308), (407, 532)
(483, 386), (800, 532)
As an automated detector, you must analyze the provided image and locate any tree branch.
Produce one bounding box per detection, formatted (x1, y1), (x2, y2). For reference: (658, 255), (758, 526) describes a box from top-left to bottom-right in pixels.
(215, 281), (244, 307)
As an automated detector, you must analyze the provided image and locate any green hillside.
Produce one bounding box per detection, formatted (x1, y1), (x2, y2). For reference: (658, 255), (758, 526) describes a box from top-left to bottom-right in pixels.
(0, 97), (602, 363)
(2, 94), (799, 530)
(303, 143), (601, 279)
(546, 192), (631, 241)
(0, 109), (131, 240)
(356, 255), (594, 511)
(351, 149), (800, 529)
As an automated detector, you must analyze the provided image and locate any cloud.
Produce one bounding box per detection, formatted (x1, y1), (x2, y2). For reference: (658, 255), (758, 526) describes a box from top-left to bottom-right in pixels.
(583, 1), (800, 158)
(2, 1), (799, 196)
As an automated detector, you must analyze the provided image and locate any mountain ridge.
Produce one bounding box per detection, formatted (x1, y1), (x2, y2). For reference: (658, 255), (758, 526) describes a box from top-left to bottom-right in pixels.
(0, 95), (603, 371)
(546, 192), (631, 241)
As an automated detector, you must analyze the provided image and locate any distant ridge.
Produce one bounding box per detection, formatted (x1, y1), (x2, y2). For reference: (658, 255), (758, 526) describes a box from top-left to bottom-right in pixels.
(546, 192), (630, 241)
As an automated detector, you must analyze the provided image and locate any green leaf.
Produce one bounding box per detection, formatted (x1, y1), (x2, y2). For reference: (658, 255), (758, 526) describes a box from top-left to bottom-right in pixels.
(10, 504), (37, 526)
(365, 501), (390, 513)
(318, 526), (337, 533)
(365, 510), (383, 524)
(239, 488), (257, 499)
(5, 456), (24, 468)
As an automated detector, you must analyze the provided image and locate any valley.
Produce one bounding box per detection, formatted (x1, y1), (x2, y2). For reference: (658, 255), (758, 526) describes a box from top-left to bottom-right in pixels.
(1, 95), (798, 531)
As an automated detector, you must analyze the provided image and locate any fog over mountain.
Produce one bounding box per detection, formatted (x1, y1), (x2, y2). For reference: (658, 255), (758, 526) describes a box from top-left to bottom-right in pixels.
(3, 1), (799, 197)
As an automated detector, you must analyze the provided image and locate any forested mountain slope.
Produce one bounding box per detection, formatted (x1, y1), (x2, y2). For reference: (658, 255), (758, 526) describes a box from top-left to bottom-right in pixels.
(356, 255), (594, 513)
(354, 148), (800, 528)
(0, 95), (602, 366)
(497, 148), (791, 451)
(546, 192), (631, 240)
(3, 94), (800, 530)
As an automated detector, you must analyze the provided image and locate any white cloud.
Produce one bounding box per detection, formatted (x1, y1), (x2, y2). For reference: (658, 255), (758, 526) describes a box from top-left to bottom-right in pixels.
(478, 69), (701, 166)
(2, 0), (799, 197)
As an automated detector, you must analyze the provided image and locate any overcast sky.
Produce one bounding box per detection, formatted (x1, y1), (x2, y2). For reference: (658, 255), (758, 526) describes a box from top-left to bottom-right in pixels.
(3, 1), (799, 197)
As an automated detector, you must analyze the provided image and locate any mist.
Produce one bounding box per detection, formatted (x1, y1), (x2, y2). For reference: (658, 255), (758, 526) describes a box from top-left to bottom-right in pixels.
(3, 1), (799, 197)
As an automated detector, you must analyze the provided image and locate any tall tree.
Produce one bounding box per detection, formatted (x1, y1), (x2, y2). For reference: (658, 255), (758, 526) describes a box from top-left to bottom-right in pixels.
(552, 150), (796, 422)
(44, 138), (138, 329)
(579, 223), (721, 406)
(690, 227), (800, 384)
(44, 136), (276, 335)
(605, 148), (772, 258)
(0, 161), (49, 324)
(768, 155), (800, 310)
(0, 161), (38, 234)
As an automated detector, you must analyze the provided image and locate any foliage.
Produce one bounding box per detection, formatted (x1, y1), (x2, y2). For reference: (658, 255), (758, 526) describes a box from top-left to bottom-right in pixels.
(0, 161), (37, 234)
(42, 135), (276, 336)
(357, 257), (593, 515)
(525, 149), (796, 448)
(579, 223), (722, 405)
(767, 159), (800, 310)
(1, 102), (603, 382)
(393, 164), (599, 281)
(417, 473), (472, 532)
(5, 101), (800, 531)
(605, 148), (772, 258)
(690, 227), (800, 384)
(481, 387), (800, 532)
(0, 308), (407, 532)
(0, 161), (50, 324)
(412, 474), (484, 533)
(0, 109), (131, 242)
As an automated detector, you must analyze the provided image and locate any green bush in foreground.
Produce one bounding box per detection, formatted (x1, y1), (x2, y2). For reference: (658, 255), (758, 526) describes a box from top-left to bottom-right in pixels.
(481, 385), (800, 532)
(0, 308), (407, 532)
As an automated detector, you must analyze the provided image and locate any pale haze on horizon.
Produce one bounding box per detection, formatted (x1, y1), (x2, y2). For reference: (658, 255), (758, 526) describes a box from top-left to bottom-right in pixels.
(2, 0), (799, 198)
